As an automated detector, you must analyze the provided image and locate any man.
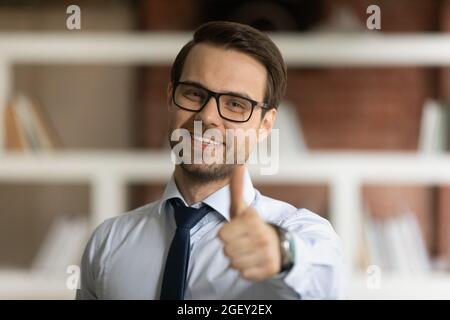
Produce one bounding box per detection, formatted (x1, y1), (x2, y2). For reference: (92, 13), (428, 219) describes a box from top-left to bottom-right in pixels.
(76, 21), (345, 300)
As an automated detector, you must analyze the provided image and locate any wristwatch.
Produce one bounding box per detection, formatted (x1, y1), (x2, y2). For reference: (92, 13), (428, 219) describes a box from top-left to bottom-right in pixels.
(270, 224), (295, 273)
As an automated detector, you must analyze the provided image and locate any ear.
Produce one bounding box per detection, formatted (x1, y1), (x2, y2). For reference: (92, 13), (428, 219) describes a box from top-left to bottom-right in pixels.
(166, 82), (173, 109)
(258, 108), (277, 142)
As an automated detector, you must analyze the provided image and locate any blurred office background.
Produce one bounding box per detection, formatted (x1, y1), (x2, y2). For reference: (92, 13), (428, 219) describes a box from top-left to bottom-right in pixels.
(0, 0), (449, 299)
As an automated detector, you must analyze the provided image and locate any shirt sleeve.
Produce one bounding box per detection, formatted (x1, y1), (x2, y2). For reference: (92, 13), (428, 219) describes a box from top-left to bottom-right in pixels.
(75, 220), (111, 300)
(270, 208), (347, 299)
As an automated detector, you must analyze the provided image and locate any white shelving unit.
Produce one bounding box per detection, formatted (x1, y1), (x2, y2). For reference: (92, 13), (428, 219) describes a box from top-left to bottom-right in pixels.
(1, 32), (450, 299)
(1, 151), (449, 299)
(349, 272), (450, 299)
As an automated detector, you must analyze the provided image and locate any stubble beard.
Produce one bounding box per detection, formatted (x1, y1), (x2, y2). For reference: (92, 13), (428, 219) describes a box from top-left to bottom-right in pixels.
(180, 162), (233, 184)
(168, 136), (234, 184)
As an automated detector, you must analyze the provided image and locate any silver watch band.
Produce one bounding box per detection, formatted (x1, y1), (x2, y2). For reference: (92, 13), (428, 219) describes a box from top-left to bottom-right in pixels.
(270, 223), (295, 273)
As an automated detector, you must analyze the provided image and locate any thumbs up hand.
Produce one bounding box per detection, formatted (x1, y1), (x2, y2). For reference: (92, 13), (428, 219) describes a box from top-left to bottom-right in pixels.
(218, 165), (282, 281)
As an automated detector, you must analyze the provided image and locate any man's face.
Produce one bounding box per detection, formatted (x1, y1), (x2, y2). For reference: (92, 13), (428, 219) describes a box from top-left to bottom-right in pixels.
(167, 43), (276, 181)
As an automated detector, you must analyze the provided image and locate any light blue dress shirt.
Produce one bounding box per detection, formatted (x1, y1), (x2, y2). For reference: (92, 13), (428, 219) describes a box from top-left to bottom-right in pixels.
(76, 169), (345, 299)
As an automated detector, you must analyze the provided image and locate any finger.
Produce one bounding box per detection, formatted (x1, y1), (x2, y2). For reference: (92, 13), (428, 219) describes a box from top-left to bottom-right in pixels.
(241, 266), (269, 282)
(218, 220), (250, 242)
(229, 252), (266, 271)
(230, 164), (246, 218)
(223, 235), (255, 257)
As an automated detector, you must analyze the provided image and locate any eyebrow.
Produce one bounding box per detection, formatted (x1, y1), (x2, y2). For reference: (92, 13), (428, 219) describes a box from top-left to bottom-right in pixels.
(180, 80), (255, 101)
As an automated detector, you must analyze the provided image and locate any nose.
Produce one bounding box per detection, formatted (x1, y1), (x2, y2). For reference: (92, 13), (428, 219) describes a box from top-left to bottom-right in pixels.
(194, 96), (222, 127)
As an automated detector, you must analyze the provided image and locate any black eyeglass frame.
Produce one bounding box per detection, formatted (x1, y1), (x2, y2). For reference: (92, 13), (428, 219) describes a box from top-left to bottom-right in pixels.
(171, 81), (270, 123)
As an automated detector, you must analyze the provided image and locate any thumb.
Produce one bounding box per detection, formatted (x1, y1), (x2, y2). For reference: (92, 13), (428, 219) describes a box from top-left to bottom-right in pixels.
(230, 165), (247, 219)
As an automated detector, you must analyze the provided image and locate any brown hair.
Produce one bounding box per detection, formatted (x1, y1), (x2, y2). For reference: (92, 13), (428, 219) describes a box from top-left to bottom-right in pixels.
(170, 21), (287, 109)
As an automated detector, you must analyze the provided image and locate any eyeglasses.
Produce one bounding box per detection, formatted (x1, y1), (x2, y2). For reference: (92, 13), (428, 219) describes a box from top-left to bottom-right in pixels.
(172, 81), (269, 123)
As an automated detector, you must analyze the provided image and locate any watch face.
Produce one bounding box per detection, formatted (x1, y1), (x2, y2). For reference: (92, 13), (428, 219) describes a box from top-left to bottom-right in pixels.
(280, 231), (294, 272)
(281, 239), (289, 251)
(269, 223), (294, 273)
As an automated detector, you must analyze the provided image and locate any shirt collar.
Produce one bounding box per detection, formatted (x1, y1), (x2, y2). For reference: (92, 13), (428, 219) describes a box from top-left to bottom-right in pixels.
(158, 168), (256, 222)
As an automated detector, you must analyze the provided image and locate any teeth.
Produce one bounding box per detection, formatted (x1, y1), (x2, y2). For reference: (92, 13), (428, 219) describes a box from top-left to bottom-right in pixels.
(193, 135), (222, 146)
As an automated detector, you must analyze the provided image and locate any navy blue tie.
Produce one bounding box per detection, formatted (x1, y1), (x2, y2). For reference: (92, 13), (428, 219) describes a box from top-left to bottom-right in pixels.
(160, 198), (211, 300)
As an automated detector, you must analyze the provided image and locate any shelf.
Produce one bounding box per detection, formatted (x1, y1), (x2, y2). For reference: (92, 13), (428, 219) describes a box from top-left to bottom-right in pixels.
(0, 270), (74, 300)
(0, 150), (449, 272)
(0, 150), (449, 183)
(1, 32), (450, 66)
(1, 31), (449, 300)
(1, 269), (449, 299)
(349, 273), (450, 299)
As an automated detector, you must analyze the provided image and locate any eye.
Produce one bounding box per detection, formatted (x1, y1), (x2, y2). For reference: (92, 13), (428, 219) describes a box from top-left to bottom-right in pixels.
(224, 97), (250, 112)
(230, 101), (244, 109)
(186, 89), (200, 96)
(183, 88), (205, 101)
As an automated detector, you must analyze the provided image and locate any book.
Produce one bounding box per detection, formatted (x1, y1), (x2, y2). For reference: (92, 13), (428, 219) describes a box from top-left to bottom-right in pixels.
(436, 186), (450, 270)
(398, 212), (431, 274)
(31, 215), (89, 274)
(272, 100), (308, 154)
(3, 94), (60, 152)
(13, 95), (40, 151)
(27, 98), (59, 150)
(418, 99), (448, 153)
(4, 100), (28, 150)
(363, 210), (431, 274)
(0, 97), (5, 152)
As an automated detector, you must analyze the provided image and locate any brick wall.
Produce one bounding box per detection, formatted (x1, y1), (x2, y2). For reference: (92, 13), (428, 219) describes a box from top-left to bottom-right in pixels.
(288, 67), (436, 150)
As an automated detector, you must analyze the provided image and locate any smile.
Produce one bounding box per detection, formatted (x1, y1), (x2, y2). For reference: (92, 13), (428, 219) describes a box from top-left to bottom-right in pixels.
(192, 134), (223, 146)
